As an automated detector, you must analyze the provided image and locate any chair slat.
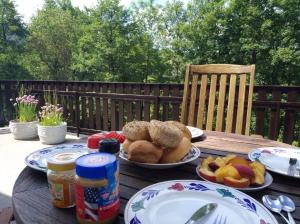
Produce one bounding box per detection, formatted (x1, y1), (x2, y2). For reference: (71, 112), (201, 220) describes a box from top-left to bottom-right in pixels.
(216, 74), (227, 131)
(181, 65), (191, 123)
(191, 64), (251, 74)
(235, 74), (247, 134)
(206, 74), (217, 130)
(225, 74), (237, 133)
(245, 65), (255, 135)
(188, 74), (199, 125)
(196, 75), (208, 129)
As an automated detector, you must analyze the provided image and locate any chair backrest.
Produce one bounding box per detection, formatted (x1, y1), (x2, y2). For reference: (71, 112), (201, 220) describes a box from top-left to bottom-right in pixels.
(181, 64), (255, 135)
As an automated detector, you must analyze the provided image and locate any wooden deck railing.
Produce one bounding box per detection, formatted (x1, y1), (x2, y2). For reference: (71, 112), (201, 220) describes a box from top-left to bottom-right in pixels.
(1, 80), (299, 146)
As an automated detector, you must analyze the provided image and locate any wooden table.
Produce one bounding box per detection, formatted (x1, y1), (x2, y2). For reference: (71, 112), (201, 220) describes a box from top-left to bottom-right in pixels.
(12, 131), (300, 224)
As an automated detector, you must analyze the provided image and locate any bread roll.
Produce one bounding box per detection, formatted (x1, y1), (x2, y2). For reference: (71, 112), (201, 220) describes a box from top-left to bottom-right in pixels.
(160, 137), (191, 163)
(123, 139), (132, 154)
(127, 140), (163, 163)
(122, 121), (151, 141)
(165, 121), (192, 140)
(149, 120), (182, 148)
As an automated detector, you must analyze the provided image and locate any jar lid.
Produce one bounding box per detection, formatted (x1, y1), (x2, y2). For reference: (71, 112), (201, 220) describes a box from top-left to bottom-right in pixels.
(47, 152), (78, 171)
(76, 153), (117, 180)
(87, 133), (106, 149)
(99, 138), (120, 154)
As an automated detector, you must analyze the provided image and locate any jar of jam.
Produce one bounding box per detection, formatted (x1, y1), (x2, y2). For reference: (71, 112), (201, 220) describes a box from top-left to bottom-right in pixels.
(47, 152), (78, 208)
(87, 133), (107, 153)
(75, 153), (120, 224)
(99, 138), (120, 156)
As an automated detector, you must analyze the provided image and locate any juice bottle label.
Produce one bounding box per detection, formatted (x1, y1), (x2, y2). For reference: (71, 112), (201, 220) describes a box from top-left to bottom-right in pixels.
(76, 182), (120, 222)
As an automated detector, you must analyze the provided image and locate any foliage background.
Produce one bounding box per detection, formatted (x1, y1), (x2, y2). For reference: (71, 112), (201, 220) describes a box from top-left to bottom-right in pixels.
(0, 0), (299, 85)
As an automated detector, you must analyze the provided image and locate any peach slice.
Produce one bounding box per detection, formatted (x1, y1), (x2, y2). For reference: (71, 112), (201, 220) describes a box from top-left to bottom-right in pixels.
(215, 165), (241, 183)
(228, 157), (250, 167)
(208, 157), (226, 171)
(201, 156), (214, 169)
(223, 154), (237, 163)
(233, 164), (255, 179)
(224, 177), (250, 188)
(199, 168), (217, 182)
(249, 161), (265, 174)
(251, 167), (265, 185)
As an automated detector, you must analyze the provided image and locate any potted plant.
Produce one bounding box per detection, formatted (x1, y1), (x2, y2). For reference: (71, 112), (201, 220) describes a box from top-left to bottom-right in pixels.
(9, 95), (39, 140)
(38, 103), (67, 144)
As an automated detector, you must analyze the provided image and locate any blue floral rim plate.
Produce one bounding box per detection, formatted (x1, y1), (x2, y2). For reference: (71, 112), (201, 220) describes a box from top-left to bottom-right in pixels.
(119, 145), (200, 169)
(25, 143), (88, 172)
(125, 180), (278, 224)
(248, 147), (300, 178)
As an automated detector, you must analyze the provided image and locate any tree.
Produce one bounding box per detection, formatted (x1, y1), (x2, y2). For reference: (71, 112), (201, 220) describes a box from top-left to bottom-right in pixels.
(0, 0), (29, 79)
(24, 1), (78, 80)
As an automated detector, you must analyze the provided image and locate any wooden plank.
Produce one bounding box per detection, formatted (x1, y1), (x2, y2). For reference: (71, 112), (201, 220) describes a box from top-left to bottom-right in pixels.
(144, 85), (150, 121)
(255, 90), (267, 135)
(283, 90), (297, 144)
(196, 75), (208, 129)
(225, 75), (237, 133)
(103, 84), (109, 131)
(235, 74), (247, 134)
(206, 74), (217, 130)
(125, 84), (132, 123)
(191, 64), (251, 74)
(216, 74), (227, 131)
(188, 74), (199, 126)
(181, 65), (191, 124)
(95, 84), (101, 130)
(135, 84), (141, 120)
(245, 64), (255, 135)
(117, 84), (124, 129)
(172, 85), (180, 121)
(111, 84), (116, 131)
(153, 85), (160, 120)
(268, 90), (281, 140)
(162, 85), (169, 121)
(87, 84), (94, 129)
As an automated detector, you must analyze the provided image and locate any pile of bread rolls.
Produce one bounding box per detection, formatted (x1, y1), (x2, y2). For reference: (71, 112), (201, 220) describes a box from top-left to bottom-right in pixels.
(122, 120), (192, 163)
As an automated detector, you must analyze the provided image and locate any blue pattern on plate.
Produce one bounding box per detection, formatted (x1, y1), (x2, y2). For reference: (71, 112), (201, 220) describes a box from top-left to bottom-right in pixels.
(141, 190), (160, 200)
(39, 149), (52, 154)
(130, 215), (141, 224)
(184, 182), (210, 191)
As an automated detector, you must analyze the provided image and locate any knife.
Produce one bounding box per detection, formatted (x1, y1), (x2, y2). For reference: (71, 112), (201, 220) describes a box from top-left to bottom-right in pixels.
(185, 203), (218, 224)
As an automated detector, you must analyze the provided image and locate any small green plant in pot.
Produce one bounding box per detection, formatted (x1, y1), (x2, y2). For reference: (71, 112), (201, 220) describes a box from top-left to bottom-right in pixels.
(9, 94), (39, 140)
(38, 101), (67, 145)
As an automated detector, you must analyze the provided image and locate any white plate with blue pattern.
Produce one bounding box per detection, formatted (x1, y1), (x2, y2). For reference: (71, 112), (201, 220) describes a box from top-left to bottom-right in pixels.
(125, 180), (278, 224)
(248, 147), (300, 178)
(25, 143), (88, 172)
(119, 145), (200, 169)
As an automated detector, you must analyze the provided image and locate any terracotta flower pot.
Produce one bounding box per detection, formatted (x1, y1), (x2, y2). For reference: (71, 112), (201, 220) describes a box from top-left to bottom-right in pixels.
(9, 120), (38, 140)
(37, 122), (67, 145)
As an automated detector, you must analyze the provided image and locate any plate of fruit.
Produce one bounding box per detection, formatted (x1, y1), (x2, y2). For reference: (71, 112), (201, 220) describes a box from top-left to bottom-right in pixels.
(196, 155), (273, 192)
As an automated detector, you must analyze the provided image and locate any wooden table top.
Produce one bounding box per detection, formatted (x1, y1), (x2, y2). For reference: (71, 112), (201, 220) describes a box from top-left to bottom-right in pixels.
(12, 132), (300, 224)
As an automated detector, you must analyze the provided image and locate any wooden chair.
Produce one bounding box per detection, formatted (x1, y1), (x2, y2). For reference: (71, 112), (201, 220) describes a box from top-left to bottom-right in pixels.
(181, 64), (255, 135)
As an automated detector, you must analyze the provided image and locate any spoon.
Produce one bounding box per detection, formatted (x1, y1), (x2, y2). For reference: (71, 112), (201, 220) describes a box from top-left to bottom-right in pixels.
(279, 195), (296, 224)
(262, 195), (289, 224)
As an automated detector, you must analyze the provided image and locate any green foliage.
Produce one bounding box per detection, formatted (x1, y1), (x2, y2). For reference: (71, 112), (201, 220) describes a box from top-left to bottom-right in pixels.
(11, 86), (38, 122)
(0, 0), (299, 85)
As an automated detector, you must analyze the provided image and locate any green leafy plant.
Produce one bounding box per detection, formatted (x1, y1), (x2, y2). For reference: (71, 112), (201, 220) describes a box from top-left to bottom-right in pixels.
(10, 94), (38, 122)
(39, 103), (64, 126)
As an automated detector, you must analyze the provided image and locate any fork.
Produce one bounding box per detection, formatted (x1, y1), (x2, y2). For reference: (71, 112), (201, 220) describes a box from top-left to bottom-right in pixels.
(212, 215), (227, 224)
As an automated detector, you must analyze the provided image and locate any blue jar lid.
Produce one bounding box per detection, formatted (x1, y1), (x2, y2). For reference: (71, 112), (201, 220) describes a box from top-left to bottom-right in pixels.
(76, 153), (117, 180)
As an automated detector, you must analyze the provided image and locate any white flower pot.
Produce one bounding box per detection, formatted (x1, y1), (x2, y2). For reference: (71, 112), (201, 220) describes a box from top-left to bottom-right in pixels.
(38, 122), (67, 145)
(9, 120), (38, 140)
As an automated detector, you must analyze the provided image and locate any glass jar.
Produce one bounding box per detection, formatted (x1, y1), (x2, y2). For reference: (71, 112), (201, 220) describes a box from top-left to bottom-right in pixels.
(47, 152), (78, 208)
(87, 134), (106, 153)
(75, 153), (120, 224)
